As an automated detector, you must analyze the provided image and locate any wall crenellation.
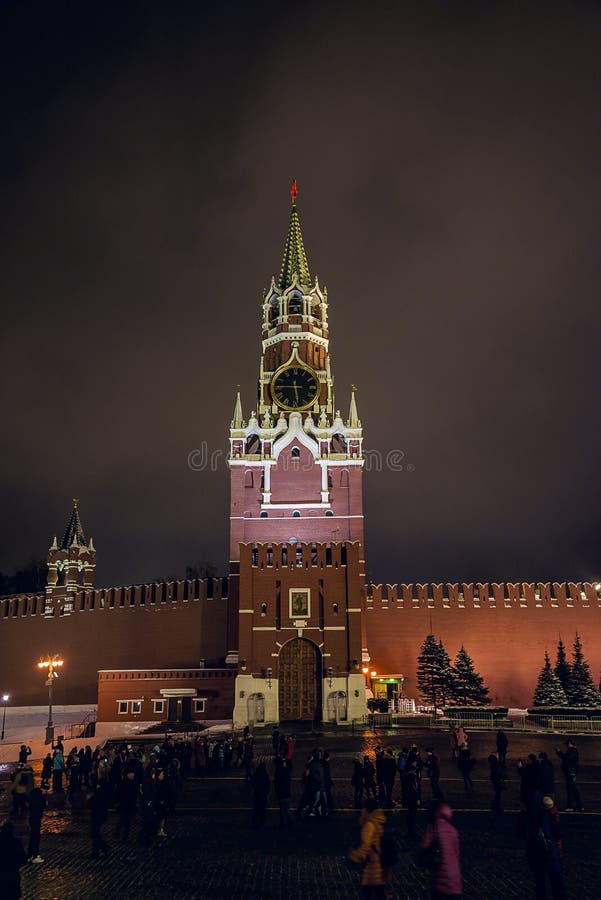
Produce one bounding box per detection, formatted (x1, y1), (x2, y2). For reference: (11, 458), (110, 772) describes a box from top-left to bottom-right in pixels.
(0, 576), (230, 621)
(367, 581), (601, 609)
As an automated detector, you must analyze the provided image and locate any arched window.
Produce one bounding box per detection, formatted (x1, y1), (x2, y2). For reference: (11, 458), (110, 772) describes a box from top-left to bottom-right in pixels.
(244, 470), (254, 488)
(326, 509), (334, 517)
(288, 291), (303, 315)
(292, 510), (301, 518)
(260, 511), (268, 518)
(245, 434), (260, 454)
(261, 603), (267, 616)
(291, 446), (300, 459)
(331, 433), (346, 453)
(340, 469), (349, 488)
(333, 603), (339, 615)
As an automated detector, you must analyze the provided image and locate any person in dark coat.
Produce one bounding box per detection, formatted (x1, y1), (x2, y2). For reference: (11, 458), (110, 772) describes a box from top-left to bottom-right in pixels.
(27, 786), (46, 862)
(525, 796), (565, 900)
(496, 730), (509, 767)
(252, 762), (270, 827)
(243, 734), (255, 783)
(323, 751), (335, 812)
(401, 763), (420, 839)
(0, 821), (28, 900)
(273, 757), (292, 828)
(375, 745), (386, 804)
(457, 744), (474, 792)
(88, 785), (110, 859)
(296, 754), (317, 818)
(18, 746), (32, 766)
(382, 749), (397, 807)
(555, 740), (582, 812)
(488, 753), (504, 813)
(115, 771), (138, 842)
(271, 725), (280, 755)
(41, 754), (52, 791)
(407, 745), (423, 802)
(139, 769), (157, 846)
(518, 754), (541, 813)
(79, 746), (93, 788)
(426, 749), (444, 801)
(351, 754), (365, 809)
(538, 752), (556, 798)
(363, 755), (378, 800)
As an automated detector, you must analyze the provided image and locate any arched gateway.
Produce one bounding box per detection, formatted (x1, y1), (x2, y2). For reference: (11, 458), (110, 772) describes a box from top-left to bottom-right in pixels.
(278, 638), (321, 721)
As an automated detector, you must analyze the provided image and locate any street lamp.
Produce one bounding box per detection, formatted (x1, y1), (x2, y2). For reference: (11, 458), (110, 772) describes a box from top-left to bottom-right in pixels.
(37, 655), (64, 745)
(1, 694), (8, 741)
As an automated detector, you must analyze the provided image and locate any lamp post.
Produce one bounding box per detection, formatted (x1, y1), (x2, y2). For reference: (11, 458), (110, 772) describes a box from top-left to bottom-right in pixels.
(1, 694), (8, 740)
(38, 655), (64, 745)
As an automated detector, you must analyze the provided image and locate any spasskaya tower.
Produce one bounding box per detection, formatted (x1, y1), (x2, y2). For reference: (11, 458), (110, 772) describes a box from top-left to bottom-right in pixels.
(228, 183), (368, 728)
(228, 181), (365, 556)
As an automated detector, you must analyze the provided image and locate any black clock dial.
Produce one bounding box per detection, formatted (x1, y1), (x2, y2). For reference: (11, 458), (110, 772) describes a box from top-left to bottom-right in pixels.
(271, 366), (319, 410)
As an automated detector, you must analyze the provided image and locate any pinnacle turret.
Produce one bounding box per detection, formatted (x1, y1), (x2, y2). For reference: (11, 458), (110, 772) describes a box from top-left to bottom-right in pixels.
(231, 388), (244, 429)
(61, 498), (87, 550)
(347, 385), (361, 429)
(278, 180), (311, 290)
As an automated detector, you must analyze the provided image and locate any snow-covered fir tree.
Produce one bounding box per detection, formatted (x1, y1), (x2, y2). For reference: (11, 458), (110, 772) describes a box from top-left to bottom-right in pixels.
(554, 637), (572, 697)
(568, 633), (601, 707)
(453, 645), (491, 706)
(533, 651), (569, 707)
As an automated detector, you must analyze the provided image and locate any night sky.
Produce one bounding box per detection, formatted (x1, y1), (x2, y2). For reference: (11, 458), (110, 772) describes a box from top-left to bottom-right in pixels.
(2, 2), (601, 588)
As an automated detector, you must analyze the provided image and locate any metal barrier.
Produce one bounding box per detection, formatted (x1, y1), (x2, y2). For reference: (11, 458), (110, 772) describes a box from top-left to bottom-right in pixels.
(349, 712), (601, 735)
(60, 712), (96, 742)
(514, 715), (601, 733)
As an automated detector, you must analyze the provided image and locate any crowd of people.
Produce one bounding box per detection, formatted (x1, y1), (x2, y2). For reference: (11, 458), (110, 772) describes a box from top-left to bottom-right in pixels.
(0, 726), (587, 899)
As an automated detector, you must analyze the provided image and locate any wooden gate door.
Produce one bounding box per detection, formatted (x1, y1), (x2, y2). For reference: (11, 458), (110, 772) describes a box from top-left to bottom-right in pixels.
(279, 638), (321, 721)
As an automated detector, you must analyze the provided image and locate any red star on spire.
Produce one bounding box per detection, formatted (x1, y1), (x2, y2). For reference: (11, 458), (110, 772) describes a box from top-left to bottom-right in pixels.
(290, 179), (298, 204)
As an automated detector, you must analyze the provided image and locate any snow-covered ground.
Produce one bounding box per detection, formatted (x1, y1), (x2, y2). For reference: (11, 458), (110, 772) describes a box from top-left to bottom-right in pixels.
(0, 706), (232, 770)
(0, 705), (95, 770)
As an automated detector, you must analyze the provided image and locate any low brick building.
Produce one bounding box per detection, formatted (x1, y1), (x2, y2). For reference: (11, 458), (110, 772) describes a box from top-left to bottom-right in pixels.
(97, 667), (235, 724)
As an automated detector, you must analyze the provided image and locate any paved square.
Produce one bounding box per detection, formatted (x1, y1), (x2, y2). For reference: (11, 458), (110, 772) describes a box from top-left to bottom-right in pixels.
(2, 727), (600, 899)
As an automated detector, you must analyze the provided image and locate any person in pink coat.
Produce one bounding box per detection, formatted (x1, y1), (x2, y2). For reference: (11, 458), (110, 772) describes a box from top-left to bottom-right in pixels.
(420, 801), (463, 900)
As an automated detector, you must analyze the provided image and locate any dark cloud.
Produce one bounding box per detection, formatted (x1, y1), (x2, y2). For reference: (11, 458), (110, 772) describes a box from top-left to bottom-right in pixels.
(1, 1), (600, 586)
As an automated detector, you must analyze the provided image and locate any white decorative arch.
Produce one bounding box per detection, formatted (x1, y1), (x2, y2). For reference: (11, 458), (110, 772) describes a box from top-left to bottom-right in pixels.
(272, 412), (319, 461)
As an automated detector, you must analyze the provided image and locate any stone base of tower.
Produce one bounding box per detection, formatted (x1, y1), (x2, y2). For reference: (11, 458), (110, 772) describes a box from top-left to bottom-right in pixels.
(233, 672), (368, 730)
(233, 675), (275, 730)
(327, 674), (368, 724)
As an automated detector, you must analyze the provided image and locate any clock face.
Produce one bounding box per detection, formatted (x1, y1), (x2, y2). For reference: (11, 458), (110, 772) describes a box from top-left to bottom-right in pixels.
(271, 365), (319, 411)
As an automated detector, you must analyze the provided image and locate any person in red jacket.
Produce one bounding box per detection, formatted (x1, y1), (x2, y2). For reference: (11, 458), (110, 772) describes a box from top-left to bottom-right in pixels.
(420, 801), (463, 900)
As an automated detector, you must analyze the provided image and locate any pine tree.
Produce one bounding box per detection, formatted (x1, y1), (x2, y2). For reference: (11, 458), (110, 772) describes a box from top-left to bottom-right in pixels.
(568, 633), (601, 707)
(554, 637), (572, 697)
(452, 645), (491, 706)
(533, 651), (569, 707)
(416, 634), (443, 711)
(437, 639), (456, 706)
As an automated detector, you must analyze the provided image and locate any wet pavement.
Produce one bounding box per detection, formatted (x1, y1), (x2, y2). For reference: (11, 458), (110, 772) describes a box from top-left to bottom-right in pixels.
(2, 726), (601, 899)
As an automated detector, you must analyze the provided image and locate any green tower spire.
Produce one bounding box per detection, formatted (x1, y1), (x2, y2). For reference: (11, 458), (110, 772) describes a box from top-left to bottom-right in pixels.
(278, 179), (311, 290)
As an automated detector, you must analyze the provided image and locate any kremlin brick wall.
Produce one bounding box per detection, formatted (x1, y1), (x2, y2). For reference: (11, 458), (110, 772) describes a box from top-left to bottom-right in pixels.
(365, 581), (601, 708)
(0, 578), (231, 706)
(2, 576), (600, 709)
